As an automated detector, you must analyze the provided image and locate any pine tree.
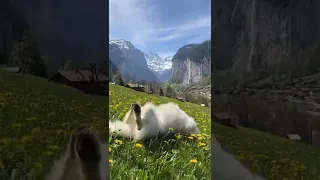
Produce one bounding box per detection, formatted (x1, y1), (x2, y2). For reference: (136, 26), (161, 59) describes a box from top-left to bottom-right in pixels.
(113, 71), (124, 86)
(9, 29), (47, 77)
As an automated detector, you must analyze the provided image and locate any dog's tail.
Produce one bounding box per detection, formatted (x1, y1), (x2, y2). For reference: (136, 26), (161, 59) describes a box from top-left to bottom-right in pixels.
(109, 120), (134, 138)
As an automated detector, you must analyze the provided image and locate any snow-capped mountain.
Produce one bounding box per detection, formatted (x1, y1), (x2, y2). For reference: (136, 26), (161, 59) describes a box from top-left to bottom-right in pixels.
(143, 52), (172, 74)
(109, 39), (135, 50)
(109, 39), (159, 83)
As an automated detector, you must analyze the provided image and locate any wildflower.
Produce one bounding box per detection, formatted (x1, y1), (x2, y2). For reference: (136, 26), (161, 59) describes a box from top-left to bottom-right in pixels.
(109, 159), (114, 164)
(203, 147), (209, 151)
(176, 134), (182, 139)
(115, 139), (123, 145)
(202, 133), (209, 137)
(190, 159), (198, 164)
(196, 134), (202, 137)
(199, 142), (206, 147)
(197, 137), (203, 141)
(109, 147), (112, 152)
(135, 143), (143, 148)
(188, 136), (194, 140)
(191, 134), (196, 137)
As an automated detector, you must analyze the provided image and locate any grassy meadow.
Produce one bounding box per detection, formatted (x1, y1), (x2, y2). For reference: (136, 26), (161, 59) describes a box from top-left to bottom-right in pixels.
(0, 69), (109, 179)
(108, 84), (211, 180)
(213, 124), (320, 180)
(1, 68), (320, 180)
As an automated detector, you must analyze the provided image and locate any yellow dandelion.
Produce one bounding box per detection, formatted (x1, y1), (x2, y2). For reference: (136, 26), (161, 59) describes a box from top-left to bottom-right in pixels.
(199, 142), (206, 147)
(115, 139), (123, 145)
(196, 134), (202, 137)
(135, 143), (143, 148)
(190, 159), (198, 164)
(197, 137), (203, 141)
(203, 147), (209, 151)
(109, 147), (112, 152)
(188, 136), (194, 140)
(176, 134), (182, 139)
(202, 133), (209, 137)
(191, 134), (196, 137)
(109, 159), (114, 164)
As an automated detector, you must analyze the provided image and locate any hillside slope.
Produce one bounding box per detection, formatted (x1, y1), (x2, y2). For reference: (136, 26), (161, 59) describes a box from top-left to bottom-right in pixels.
(0, 69), (109, 179)
(1, 69), (320, 179)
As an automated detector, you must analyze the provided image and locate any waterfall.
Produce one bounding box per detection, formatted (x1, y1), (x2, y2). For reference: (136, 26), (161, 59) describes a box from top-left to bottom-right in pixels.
(188, 57), (191, 84)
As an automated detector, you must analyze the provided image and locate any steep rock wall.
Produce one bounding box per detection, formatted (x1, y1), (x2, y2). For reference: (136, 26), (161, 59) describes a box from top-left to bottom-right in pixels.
(212, 0), (320, 73)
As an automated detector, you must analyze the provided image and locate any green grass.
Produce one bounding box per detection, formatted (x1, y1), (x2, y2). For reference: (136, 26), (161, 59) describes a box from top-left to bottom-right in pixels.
(1, 68), (320, 180)
(213, 124), (320, 180)
(0, 69), (108, 179)
(109, 84), (211, 180)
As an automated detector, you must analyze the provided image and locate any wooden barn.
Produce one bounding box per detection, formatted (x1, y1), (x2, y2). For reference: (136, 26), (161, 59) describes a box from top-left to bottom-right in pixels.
(212, 112), (237, 128)
(176, 97), (186, 102)
(125, 83), (145, 92)
(3, 66), (20, 73)
(50, 69), (109, 96)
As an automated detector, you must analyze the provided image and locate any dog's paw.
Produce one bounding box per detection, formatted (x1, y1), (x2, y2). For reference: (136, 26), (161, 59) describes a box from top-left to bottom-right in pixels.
(131, 102), (141, 114)
(75, 128), (101, 163)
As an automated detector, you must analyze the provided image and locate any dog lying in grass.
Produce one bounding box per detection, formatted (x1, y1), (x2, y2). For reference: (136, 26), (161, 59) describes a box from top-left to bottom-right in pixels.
(109, 102), (201, 141)
(45, 128), (108, 180)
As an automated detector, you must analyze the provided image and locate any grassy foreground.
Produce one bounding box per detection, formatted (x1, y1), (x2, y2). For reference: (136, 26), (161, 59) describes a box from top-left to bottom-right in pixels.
(213, 123), (320, 180)
(0, 69), (108, 179)
(109, 84), (211, 180)
(1, 68), (319, 180)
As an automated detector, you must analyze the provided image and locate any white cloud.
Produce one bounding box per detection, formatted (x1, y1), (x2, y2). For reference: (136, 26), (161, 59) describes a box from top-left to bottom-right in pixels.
(109, 0), (211, 48)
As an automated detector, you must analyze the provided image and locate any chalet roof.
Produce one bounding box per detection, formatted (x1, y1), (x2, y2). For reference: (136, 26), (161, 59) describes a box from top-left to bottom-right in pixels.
(57, 69), (109, 82)
(286, 134), (301, 140)
(126, 83), (144, 88)
(213, 113), (232, 120)
(176, 97), (185, 100)
(4, 67), (20, 72)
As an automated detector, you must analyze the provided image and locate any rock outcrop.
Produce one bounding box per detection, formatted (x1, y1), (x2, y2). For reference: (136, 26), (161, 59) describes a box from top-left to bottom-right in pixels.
(171, 41), (211, 84)
(0, 0), (29, 65)
(212, 0), (320, 74)
(109, 40), (159, 83)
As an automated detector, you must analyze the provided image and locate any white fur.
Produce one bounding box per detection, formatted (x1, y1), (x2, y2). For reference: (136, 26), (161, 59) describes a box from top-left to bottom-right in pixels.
(109, 102), (201, 141)
(45, 132), (109, 180)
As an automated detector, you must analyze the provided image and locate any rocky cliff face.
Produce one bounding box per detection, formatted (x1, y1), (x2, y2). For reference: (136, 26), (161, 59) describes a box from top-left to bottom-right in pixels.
(10, 0), (109, 75)
(171, 41), (211, 84)
(212, 0), (320, 74)
(0, 0), (29, 65)
(109, 40), (159, 83)
(172, 57), (211, 84)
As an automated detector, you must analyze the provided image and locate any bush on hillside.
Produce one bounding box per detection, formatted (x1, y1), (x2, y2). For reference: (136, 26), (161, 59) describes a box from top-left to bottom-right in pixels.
(113, 71), (124, 86)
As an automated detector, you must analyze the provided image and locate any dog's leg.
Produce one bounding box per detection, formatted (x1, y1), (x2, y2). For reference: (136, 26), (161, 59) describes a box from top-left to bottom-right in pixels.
(131, 102), (143, 130)
(75, 128), (102, 180)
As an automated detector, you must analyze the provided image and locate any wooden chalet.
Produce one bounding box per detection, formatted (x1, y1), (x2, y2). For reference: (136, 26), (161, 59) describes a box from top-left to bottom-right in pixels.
(50, 69), (109, 96)
(125, 83), (145, 92)
(212, 112), (237, 128)
(286, 134), (301, 141)
(3, 66), (20, 73)
(176, 97), (186, 102)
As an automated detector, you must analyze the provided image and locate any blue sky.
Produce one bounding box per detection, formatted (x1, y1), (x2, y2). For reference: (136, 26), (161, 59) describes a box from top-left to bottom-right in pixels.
(109, 0), (211, 58)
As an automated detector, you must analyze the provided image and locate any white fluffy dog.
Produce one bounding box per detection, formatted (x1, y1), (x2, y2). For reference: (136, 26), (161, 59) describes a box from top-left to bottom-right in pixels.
(109, 102), (201, 140)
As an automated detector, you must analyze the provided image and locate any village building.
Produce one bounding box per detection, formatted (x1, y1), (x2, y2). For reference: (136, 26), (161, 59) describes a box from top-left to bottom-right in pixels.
(125, 83), (145, 92)
(176, 97), (186, 102)
(212, 112), (236, 128)
(50, 69), (109, 95)
(3, 66), (20, 73)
